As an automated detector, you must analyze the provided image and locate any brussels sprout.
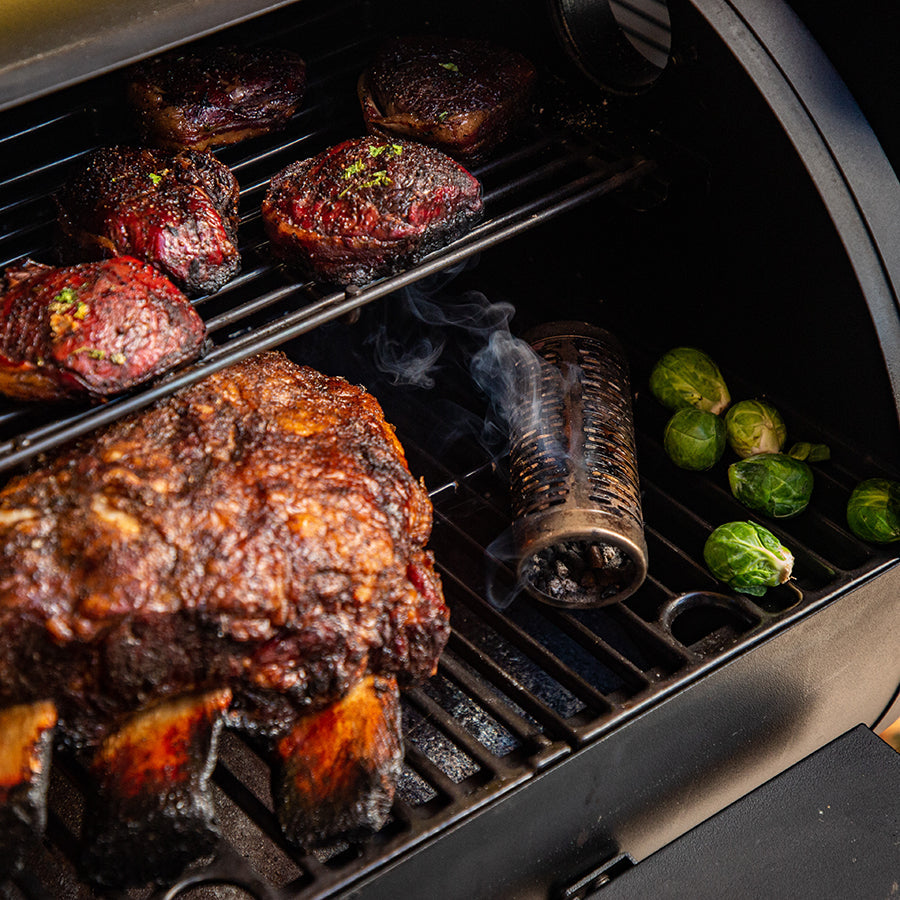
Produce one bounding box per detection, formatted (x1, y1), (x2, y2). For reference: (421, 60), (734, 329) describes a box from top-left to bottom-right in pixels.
(703, 520), (794, 596)
(649, 347), (730, 415)
(788, 442), (830, 463)
(846, 478), (900, 543)
(663, 408), (726, 471)
(728, 453), (814, 518)
(724, 399), (786, 458)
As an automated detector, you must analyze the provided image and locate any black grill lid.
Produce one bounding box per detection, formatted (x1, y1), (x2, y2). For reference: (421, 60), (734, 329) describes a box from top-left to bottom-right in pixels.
(0, 0), (300, 113)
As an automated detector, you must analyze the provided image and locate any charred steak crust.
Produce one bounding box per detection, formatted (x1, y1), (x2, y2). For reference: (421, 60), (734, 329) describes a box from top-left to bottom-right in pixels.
(358, 35), (537, 161)
(262, 136), (483, 285)
(0, 352), (449, 748)
(128, 46), (308, 151)
(56, 146), (241, 295)
(0, 257), (206, 402)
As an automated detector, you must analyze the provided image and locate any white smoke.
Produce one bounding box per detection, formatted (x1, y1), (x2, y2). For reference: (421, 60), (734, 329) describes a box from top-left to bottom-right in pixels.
(363, 274), (561, 610)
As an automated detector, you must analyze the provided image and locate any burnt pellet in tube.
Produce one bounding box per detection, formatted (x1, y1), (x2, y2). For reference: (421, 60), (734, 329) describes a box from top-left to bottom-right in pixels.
(509, 321), (647, 607)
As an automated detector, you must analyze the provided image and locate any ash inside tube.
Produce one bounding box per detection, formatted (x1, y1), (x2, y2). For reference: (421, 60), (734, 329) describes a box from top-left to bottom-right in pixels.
(524, 539), (633, 606)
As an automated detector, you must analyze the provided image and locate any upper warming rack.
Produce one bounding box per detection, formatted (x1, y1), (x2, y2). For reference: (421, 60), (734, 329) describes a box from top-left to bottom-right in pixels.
(0, 0), (656, 475)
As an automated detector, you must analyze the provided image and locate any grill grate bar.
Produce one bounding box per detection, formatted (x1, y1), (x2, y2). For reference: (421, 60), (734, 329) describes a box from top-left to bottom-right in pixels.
(436, 651), (570, 770)
(0, 109), (78, 148)
(642, 518), (719, 586)
(434, 525), (625, 716)
(476, 140), (594, 205)
(213, 758), (289, 850)
(446, 627), (587, 747)
(201, 278), (318, 334)
(402, 742), (478, 803)
(538, 607), (656, 691)
(612, 600), (699, 667)
(0, 148), (88, 199)
(229, 126), (343, 180)
(403, 685), (521, 780)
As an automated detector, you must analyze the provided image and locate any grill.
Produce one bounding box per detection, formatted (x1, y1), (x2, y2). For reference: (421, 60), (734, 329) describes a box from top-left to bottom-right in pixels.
(1, 0), (899, 897)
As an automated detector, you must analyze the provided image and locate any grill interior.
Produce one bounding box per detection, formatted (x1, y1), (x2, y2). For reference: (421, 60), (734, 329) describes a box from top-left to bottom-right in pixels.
(1, 0), (899, 897)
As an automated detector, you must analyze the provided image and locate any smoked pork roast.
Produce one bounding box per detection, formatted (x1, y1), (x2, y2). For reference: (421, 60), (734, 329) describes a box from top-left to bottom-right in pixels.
(128, 46), (307, 151)
(262, 135), (483, 284)
(0, 350), (448, 746)
(0, 352), (448, 881)
(358, 35), (537, 161)
(55, 145), (241, 295)
(0, 256), (206, 401)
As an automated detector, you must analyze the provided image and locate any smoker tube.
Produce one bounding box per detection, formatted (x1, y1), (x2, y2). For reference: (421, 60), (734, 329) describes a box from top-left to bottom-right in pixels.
(509, 321), (647, 607)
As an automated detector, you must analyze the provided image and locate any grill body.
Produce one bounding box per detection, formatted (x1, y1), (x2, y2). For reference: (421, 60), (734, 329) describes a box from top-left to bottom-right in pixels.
(0, 0), (898, 897)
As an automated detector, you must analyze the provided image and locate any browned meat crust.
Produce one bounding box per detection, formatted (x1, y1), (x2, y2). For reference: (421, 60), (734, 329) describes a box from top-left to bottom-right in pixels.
(0, 352), (449, 749)
(359, 35), (537, 161)
(0, 701), (57, 875)
(262, 136), (483, 285)
(56, 146), (241, 295)
(0, 257), (206, 401)
(128, 46), (307, 151)
(79, 690), (231, 887)
(273, 675), (403, 848)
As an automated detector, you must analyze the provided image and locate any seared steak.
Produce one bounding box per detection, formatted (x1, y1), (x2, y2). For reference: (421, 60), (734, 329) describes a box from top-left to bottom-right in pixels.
(0, 257), (206, 401)
(56, 146), (241, 295)
(128, 46), (307, 151)
(0, 351), (449, 749)
(262, 136), (483, 284)
(359, 35), (537, 161)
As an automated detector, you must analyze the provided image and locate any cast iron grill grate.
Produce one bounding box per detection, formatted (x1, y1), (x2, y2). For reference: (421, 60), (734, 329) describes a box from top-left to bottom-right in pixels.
(1, 1), (898, 898)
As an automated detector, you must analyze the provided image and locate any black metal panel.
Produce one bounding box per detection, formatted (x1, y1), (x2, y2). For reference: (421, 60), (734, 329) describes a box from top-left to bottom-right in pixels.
(594, 725), (900, 899)
(667, 0), (900, 427)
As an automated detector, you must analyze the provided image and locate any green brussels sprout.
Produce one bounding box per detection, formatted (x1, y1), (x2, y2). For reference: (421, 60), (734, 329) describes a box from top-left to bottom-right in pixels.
(724, 399), (786, 458)
(728, 453), (814, 518)
(703, 520), (794, 596)
(663, 408), (726, 471)
(846, 478), (900, 543)
(649, 347), (730, 415)
(788, 442), (830, 463)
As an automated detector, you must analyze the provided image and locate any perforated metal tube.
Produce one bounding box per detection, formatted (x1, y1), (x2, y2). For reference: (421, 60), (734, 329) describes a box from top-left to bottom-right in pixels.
(509, 321), (647, 607)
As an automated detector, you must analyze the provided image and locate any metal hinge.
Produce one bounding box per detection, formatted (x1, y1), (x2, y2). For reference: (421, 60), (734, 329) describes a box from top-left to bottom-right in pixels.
(558, 852), (637, 900)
